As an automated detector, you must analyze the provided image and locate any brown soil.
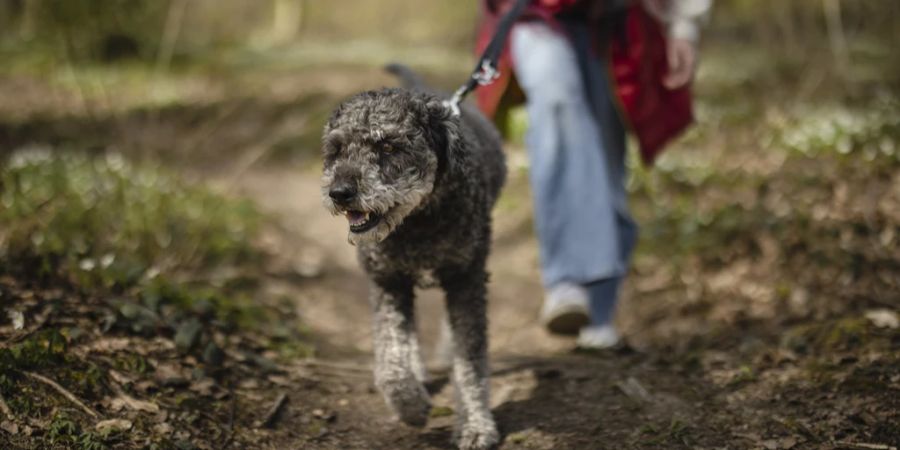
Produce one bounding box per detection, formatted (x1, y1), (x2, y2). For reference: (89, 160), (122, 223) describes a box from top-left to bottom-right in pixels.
(1, 60), (897, 450)
(218, 164), (899, 450)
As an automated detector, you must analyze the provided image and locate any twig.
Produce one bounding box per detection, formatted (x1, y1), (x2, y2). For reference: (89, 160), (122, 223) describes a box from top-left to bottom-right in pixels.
(254, 392), (287, 429)
(615, 377), (653, 404)
(0, 391), (12, 419)
(834, 442), (897, 450)
(22, 371), (99, 418)
(299, 359), (372, 373)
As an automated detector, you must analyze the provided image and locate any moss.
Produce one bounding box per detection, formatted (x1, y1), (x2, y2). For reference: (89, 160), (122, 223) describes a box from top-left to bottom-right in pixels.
(114, 353), (151, 375)
(803, 359), (838, 385)
(820, 318), (870, 351)
(0, 328), (68, 373)
(729, 365), (757, 386)
(787, 317), (876, 356)
(47, 411), (109, 449)
(66, 361), (107, 397)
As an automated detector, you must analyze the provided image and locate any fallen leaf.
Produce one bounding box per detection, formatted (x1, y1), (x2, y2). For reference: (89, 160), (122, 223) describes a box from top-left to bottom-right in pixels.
(1, 420), (18, 435)
(865, 309), (899, 329)
(154, 363), (188, 387)
(108, 369), (136, 386)
(110, 393), (160, 413)
(153, 422), (173, 435)
(95, 419), (132, 433)
(8, 310), (24, 330)
(88, 337), (132, 353)
(189, 378), (216, 396)
(238, 379), (259, 390)
(780, 436), (799, 449)
(267, 375), (290, 386)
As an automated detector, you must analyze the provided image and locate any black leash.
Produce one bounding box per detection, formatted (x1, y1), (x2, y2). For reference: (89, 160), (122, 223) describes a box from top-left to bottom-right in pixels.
(445, 0), (533, 115)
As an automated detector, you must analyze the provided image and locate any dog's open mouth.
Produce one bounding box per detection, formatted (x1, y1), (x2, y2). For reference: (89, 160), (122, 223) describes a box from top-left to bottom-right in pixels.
(345, 210), (382, 233)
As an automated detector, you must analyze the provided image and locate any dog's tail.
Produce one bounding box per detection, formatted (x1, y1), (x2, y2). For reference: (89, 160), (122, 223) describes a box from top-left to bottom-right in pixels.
(385, 63), (427, 89)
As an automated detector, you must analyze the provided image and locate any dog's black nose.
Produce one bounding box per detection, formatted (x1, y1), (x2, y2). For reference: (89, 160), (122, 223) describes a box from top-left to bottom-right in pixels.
(329, 183), (357, 204)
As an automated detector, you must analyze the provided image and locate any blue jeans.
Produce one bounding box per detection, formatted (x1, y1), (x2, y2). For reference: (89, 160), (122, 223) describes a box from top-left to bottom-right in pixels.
(510, 21), (637, 326)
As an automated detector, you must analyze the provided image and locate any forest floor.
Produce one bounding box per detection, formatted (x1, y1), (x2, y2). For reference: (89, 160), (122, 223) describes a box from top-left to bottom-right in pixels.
(1, 38), (898, 450)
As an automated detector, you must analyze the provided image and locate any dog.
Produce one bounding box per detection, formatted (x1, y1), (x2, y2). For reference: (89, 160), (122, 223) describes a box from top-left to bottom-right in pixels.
(321, 64), (506, 450)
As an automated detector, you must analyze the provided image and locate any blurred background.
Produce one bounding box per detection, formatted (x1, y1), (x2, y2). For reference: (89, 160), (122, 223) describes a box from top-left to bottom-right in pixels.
(0, 1), (898, 449)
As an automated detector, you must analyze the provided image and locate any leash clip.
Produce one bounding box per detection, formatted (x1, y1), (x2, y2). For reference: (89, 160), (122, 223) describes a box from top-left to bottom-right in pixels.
(443, 59), (501, 117)
(443, 90), (464, 117)
(473, 60), (500, 86)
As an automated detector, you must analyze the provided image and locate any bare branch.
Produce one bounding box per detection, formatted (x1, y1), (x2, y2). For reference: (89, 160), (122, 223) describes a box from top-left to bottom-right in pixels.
(22, 371), (99, 418)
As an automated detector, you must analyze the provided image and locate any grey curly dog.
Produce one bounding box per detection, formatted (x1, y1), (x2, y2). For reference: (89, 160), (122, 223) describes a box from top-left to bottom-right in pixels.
(321, 64), (506, 450)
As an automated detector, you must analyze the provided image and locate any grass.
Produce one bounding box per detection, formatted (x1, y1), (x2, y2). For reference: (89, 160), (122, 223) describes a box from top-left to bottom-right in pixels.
(1, 148), (260, 287)
(0, 148), (310, 448)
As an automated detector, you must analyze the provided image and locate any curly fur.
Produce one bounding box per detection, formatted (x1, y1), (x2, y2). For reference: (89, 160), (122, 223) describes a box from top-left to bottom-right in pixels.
(321, 66), (506, 450)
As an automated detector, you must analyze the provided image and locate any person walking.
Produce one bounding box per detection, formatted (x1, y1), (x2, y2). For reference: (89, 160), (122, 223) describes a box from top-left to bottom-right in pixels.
(475, 0), (711, 348)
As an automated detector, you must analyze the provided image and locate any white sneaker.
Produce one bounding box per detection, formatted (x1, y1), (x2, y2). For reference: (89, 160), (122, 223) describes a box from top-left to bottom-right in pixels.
(541, 283), (590, 335)
(576, 324), (621, 350)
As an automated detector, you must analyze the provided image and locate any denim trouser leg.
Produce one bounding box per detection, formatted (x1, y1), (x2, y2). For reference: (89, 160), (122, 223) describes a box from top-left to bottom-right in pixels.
(510, 22), (637, 326)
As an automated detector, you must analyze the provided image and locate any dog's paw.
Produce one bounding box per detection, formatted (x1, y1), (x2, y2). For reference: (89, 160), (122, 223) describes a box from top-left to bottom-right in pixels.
(456, 420), (499, 450)
(379, 377), (432, 427)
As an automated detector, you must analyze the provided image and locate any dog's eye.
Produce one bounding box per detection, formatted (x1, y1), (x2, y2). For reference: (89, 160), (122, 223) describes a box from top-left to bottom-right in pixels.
(379, 142), (394, 153)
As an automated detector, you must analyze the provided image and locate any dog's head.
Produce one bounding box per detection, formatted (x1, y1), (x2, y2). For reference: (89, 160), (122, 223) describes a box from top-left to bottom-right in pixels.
(321, 88), (460, 245)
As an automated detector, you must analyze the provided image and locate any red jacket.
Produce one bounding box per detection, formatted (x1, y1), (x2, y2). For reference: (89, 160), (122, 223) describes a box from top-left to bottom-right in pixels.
(476, 0), (694, 165)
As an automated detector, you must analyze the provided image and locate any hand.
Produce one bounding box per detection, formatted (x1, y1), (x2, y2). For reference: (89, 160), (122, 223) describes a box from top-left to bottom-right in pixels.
(663, 38), (698, 89)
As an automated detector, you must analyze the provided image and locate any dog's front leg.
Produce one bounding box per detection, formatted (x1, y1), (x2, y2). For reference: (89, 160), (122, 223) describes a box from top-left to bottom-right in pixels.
(370, 276), (431, 427)
(441, 268), (499, 450)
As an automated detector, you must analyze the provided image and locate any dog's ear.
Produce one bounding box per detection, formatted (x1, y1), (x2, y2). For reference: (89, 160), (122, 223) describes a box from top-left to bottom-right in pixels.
(425, 100), (464, 174)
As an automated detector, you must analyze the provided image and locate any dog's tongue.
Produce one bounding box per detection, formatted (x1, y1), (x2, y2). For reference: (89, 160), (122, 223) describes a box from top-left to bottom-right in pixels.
(346, 211), (367, 226)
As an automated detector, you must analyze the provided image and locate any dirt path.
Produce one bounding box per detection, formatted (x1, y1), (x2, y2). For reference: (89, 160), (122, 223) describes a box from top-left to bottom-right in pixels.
(226, 167), (745, 450)
(234, 166), (575, 355)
